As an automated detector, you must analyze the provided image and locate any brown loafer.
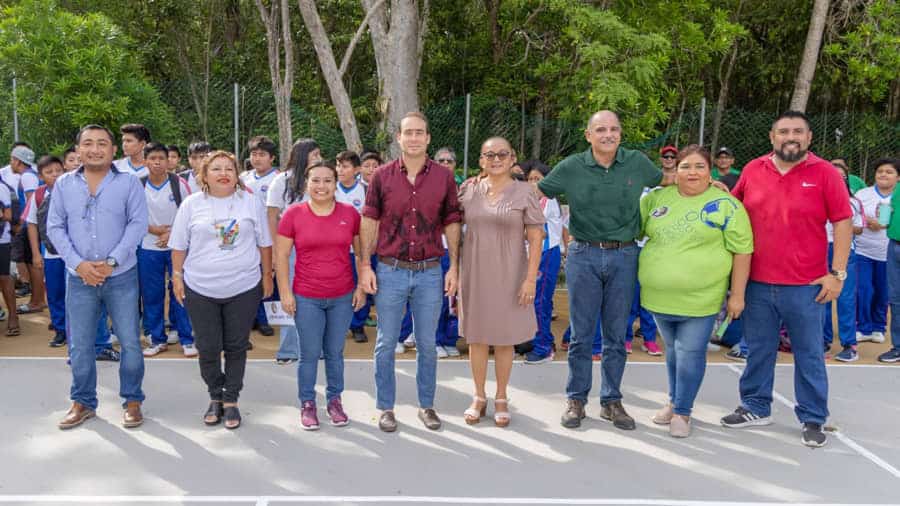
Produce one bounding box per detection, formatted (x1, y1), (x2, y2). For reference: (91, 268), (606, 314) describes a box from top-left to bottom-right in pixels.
(123, 401), (143, 429)
(378, 410), (397, 433)
(58, 402), (95, 430)
(417, 408), (442, 430)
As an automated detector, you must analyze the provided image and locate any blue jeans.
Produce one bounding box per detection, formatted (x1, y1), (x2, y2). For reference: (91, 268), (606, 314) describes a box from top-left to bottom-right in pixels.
(67, 267), (144, 410)
(295, 292), (353, 404)
(887, 240), (900, 350)
(565, 241), (638, 404)
(824, 245), (858, 347)
(276, 249), (301, 359)
(373, 261), (443, 410)
(349, 253), (376, 330)
(626, 280), (657, 343)
(856, 254), (888, 334)
(562, 317), (603, 354)
(137, 248), (193, 345)
(739, 282), (828, 424)
(532, 246), (561, 357)
(652, 312), (717, 416)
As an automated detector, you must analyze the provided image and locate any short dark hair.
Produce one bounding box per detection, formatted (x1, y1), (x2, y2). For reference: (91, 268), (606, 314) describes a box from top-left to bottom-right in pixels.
(675, 144), (712, 168)
(63, 146), (77, 158)
(120, 123), (151, 143)
(772, 110), (811, 130)
(167, 144), (182, 157)
(336, 150), (361, 167)
(248, 135), (277, 157)
(520, 159), (551, 178)
(37, 155), (63, 173)
(361, 151), (383, 165)
(872, 158), (899, 174)
(76, 124), (115, 144)
(304, 160), (338, 180)
(143, 142), (168, 158)
(188, 141), (213, 156)
(398, 111), (429, 134)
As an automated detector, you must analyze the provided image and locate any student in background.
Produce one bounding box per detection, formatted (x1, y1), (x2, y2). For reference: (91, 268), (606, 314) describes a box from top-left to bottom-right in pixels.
(26, 156), (64, 345)
(360, 152), (382, 187)
(181, 142), (212, 193)
(113, 124), (150, 178)
(167, 145), (184, 173)
(336, 150), (371, 344)
(0, 159), (19, 337)
(137, 143), (195, 357)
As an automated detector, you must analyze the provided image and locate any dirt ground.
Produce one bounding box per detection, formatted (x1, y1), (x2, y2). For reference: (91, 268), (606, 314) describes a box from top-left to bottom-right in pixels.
(1, 290), (894, 365)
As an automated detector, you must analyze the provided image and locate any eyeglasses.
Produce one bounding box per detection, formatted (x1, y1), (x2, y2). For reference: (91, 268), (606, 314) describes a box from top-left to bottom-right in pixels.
(436, 158), (455, 164)
(661, 155), (676, 160)
(481, 151), (512, 161)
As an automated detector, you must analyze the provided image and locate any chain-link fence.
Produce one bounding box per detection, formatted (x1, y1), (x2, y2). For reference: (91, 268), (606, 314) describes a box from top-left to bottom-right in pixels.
(5, 77), (898, 181)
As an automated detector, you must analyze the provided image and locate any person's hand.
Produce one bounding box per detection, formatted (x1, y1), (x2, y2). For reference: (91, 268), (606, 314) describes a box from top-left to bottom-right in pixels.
(281, 296), (296, 316)
(812, 273), (844, 303)
(444, 266), (459, 298)
(517, 278), (537, 306)
(31, 254), (43, 269)
(262, 274), (273, 299)
(726, 293), (745, 320)
(156, 229), (171, 248)
(866, 219), (885, 232)
(172, 276), (186, 304)
(92, 261), (113, 280)
(359, 265), (378, 294)
(352, 287), (367, 311)
(75, 261), (105, 286)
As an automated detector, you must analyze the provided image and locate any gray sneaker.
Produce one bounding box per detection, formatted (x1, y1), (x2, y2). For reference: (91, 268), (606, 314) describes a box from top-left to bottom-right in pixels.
(561, 399), (586, 428)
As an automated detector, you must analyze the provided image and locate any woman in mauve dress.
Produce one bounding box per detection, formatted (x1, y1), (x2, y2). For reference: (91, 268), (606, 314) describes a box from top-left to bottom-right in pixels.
(458, 136), (544, 427)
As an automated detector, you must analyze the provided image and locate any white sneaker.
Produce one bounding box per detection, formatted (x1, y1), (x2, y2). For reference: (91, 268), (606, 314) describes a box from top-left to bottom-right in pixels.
(395, 342), (406, 354)
(436, 346), (449, 358)
(870, 331), (886, 343)
(857, 331), (872, 342)
(707, 342), (722, 352)
(403, 333), (416, 348)
(0, 307), (7, 321)
(143, 343), (168, 357)
(445, 345), (461, 357)
(167, 330), (179, 344)
(182, 344), (198, 357)
(109, 334), (119, 344)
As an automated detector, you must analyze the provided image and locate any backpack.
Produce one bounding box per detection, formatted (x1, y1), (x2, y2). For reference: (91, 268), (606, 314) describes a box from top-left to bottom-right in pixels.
(0, 178), (20, 228)
(140, 173), (184, 207)
(34, 186), (57, 256)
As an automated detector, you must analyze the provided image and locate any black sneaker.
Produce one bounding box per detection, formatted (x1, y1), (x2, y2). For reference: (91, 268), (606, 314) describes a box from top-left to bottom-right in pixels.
(49, 331), (67, 348)
(801, 422), (827, 448)
(275, 358), (298, 365)
(351, 327), (368, 343)
(720, 406), (772, 428)
(96, 348), (120, 362)
(561, 399), (586, 428)
(258, 325), (274, 337)
(878, 348), (900, 363)
(15, 283), (31, 298)
(725, 348), (747, 362)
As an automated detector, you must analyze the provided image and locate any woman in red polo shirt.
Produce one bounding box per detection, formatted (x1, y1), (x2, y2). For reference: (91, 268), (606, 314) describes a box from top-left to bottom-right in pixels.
(276, 161), (365, 431)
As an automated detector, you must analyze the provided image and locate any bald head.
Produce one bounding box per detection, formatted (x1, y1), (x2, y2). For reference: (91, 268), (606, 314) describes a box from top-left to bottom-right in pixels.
(584, 110), (622, 160)
(587, 110), (620, 130)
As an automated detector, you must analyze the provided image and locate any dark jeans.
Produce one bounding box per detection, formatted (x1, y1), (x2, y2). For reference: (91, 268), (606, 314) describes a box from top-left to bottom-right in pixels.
(887, 240), (900, 350)
(184, 282), (262, 403)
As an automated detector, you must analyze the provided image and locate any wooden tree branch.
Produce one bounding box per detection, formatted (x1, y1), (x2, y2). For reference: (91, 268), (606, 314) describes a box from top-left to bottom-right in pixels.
(339, 0), (387, 78)
(791, 0), (831, 111)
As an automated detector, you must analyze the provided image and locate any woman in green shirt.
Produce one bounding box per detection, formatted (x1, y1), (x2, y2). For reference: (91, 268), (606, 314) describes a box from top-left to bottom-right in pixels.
(639, 144), (753, 438)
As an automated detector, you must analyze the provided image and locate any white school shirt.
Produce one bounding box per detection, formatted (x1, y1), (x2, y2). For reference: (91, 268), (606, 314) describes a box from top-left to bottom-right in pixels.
(240, 168), (279, 205)
(826, 197), (864, 250)
(541, 197), (563, 251)
(266, 171), (308, 212)
(0, 166), (19, 192)
(335, 179), (366, 214)
(0, 183), (11, 245)
(113, 157), (149, 178)
(185, 171), (201, 193)
(142, 176), (192, 251)
(168, 191), (273, 299)
(854, 186), (892, 261)
(24, 191), (60, 259)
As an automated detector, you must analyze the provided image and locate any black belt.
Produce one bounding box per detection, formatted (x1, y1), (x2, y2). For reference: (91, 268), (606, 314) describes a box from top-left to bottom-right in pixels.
(378, 256), (441, 271)
(585, 240), (636, 249)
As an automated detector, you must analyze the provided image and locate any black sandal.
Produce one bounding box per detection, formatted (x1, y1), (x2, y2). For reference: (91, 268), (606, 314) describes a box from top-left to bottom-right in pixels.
(204, 401), (224, 426)
(223, 406), (241, 430)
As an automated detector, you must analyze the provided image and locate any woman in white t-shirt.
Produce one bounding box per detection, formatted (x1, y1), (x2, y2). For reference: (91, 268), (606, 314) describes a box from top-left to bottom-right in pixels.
(170, 151), (274, 430)
(853, 159), (899, 343)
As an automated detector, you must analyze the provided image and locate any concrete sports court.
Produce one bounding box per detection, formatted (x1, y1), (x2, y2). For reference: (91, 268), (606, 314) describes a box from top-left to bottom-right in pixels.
(1, 357), (897, 506)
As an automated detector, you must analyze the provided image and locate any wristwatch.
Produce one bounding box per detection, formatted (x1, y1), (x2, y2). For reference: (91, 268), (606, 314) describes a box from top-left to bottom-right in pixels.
(106, 256), (119, 268)
(830, 269), (847, 281)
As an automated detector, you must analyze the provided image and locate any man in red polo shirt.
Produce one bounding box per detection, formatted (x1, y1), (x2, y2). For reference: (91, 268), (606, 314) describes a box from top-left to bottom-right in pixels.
(358, 111), (462, 433)
(720, 111), (852, 448)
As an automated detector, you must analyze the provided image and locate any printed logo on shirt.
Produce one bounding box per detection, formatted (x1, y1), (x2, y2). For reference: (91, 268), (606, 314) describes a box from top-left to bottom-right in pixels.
(339, 220), (349, 226)
(700, 198), (738, 230)
(169, 194), (176, 202)
(801, 182), (817, 188)
(353, 199), (362, 208)
(651, 206), (669, 218)
(214, 219), (240, 250)
(260, 185), (269, 193)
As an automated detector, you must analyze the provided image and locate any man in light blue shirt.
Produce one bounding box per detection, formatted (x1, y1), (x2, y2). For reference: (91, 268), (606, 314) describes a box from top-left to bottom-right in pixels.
(48, 124), (149, 430)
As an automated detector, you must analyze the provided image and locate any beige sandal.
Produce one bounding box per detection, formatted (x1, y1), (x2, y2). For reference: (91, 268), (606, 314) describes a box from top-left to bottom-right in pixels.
(464, 396), (487, 425)
(494, 398), (510, 427)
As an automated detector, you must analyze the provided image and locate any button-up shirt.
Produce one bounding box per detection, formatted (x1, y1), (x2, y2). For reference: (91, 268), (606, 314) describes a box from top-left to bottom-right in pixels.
(362, 158), (461, 261)
(47, 165), (149, 276)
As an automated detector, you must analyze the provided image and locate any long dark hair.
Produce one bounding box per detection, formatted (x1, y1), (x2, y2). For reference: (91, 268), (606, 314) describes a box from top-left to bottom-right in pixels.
(283, 138), (319, 204)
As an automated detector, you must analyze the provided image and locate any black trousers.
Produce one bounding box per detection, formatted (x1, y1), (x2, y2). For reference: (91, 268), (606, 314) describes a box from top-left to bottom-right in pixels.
(184, 282), (262, 403)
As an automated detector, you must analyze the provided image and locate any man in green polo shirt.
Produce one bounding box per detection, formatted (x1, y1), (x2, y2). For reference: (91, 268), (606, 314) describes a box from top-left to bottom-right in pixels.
(881, 188), (900, 362)
(538, 110), (662, 431)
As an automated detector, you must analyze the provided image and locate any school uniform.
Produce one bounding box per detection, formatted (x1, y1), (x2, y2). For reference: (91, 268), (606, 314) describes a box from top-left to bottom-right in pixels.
(337, 178), (375, 333)
(824, 197), (864, 348)
(242, 168), (280, 329)
(530, 196), (563, 358)
(113, 157), (149, 179)
(137, 175), (193, 346)
(854, 186), (891, 336)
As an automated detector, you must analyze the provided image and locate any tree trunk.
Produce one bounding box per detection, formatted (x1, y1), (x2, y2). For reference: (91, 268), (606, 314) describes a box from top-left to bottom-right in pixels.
(790, 0), (830, 112)
(256, 0), (294, 166)
(531, 96), (544, 160)
(710, 42), (739, 154)
(298, 0), (363, 152)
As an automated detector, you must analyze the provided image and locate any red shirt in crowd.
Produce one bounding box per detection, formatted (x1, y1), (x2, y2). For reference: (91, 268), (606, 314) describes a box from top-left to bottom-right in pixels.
(278, 202), (361, 298)
(362, 158), (461, 261)
(732, 152), (852, 285)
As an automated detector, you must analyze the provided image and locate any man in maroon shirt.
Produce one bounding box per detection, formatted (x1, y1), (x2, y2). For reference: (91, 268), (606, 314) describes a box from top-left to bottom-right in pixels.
(720, 111), (852, 448)
(359, 112), (462, 432)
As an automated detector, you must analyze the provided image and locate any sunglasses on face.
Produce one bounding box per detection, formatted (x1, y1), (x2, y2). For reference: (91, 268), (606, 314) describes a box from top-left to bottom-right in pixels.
(661, 155), (676, 160)
(481, 151), (512, 161)
(436, 158), (455, 164)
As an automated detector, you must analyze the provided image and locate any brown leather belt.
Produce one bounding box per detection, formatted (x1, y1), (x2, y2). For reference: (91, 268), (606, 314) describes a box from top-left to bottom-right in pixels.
(378, 256), (441, 271)
(588, 240), (636, 249)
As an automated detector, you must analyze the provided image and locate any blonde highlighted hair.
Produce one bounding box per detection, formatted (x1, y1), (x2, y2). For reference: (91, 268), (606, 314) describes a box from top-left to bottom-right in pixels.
(199, 150), (247, 193)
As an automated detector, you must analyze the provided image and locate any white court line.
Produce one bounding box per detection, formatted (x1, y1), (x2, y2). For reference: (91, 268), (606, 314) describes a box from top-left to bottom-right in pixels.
(0, 497), (896, 505)
(725, 364), (900, 480)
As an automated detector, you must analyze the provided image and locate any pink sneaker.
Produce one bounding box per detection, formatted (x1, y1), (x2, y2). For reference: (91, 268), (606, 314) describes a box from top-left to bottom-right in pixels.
(326, 397), (349, 426)
(625, 342), (633, 354)
(300, 401), (319, 431)
(642, 341), (663, 356)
